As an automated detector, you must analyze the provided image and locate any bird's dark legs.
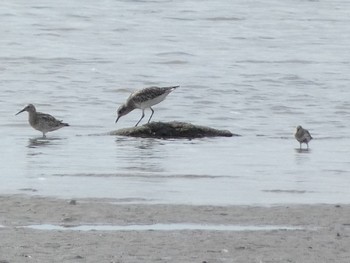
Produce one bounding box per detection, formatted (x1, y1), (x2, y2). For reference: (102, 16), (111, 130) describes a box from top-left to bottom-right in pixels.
(135, 110), (145, 127)
(42, 133), (47, 138)
(135, 108), (154, 126)
(147, 107), (154, 123)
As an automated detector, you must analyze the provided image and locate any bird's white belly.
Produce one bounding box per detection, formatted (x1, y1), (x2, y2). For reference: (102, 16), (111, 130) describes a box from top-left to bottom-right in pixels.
(137, 94), (168, 109)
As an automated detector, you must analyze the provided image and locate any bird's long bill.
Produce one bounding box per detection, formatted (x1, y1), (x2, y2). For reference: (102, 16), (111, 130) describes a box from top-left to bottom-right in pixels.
(115, 116), (121, 124)
(15, 108), (25, 116)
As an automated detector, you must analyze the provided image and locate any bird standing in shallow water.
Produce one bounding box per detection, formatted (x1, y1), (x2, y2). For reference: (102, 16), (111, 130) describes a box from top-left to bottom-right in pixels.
(116, 85), (179, 126)
(294, 125), (312, 149)
(16, 104), (69, 138)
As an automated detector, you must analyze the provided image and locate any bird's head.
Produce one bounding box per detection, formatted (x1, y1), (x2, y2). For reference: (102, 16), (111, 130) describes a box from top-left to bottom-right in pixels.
(115, 104), (132, 123)
(16, 104), (36, 115)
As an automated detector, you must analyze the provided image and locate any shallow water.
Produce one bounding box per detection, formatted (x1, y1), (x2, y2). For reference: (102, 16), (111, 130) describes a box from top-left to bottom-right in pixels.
(22, 223), (303, 232)
(1, 0), (350, 205)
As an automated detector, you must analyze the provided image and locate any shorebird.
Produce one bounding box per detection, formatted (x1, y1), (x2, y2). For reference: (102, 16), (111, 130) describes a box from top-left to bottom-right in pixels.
(294, 125), (313, 149)
(116, 85), (179, 126)
(16, 104), (69, 137)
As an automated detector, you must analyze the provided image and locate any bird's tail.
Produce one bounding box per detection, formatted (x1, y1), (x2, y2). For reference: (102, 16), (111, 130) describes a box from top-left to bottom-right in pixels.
(62, 122), (70, 127)
(165, 85), (180, 90)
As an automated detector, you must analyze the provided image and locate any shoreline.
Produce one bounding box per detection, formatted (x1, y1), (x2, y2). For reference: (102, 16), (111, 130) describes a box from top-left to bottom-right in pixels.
(0, 195), (349, 262)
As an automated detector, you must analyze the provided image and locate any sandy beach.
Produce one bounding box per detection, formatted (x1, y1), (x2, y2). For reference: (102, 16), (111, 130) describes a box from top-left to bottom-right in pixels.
(2, 0), (350, 262)
(0, 195), (349, 263)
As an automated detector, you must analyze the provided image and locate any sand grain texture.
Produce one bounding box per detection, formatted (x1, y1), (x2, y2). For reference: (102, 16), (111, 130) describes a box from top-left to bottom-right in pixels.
(0, 195), (349, 263)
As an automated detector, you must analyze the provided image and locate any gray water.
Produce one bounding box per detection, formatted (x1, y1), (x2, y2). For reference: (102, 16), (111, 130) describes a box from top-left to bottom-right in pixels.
(22, 224), (303, 232)
(1, 0), (350, 205)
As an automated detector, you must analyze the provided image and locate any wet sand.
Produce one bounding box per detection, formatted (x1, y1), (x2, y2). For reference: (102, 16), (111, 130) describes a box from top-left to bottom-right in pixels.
(0, 195), (349, 263)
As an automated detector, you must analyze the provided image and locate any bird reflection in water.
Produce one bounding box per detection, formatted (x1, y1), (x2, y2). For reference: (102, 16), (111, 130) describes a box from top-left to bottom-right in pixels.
(27, 137), (62, 149)
(115, 137), (166, 173)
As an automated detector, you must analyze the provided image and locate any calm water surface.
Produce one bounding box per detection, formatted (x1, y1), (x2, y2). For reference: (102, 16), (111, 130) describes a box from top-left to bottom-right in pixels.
(1, 0), (350, 205)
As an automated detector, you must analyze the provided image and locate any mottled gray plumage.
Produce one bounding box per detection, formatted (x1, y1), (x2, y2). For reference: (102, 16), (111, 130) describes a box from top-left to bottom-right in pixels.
(16, 104), (69, 137)
(116, 85), (179, 126)
(294, 125), (312, 149)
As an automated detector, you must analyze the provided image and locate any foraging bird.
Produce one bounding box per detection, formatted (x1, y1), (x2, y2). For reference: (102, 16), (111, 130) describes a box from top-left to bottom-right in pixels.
(294, 125), (312, 149)
(16, 104), (69, 137)
(116, 86), (179, 126)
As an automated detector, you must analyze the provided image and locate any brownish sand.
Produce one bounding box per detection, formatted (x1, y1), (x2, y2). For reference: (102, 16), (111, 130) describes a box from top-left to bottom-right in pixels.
(0, 195), (349, 263)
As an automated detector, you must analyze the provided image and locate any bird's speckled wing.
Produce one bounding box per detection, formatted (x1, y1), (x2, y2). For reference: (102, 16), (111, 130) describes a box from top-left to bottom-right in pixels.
(303, 129), (312, 141)
(129, 87), (164, 104)
(296, 128), (312, 143)
(37, 112), (64, 127)
(128, 86), (177, 105)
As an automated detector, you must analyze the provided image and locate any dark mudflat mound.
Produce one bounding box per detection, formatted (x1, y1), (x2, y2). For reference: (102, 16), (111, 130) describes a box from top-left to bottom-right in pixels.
(110, 121), (238, 139)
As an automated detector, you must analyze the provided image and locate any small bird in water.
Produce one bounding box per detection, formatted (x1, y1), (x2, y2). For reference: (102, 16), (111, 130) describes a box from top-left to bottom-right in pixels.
(294, 125), (313, 149)
(16, 104), (69, 138)
(116, 85), (179, 126)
